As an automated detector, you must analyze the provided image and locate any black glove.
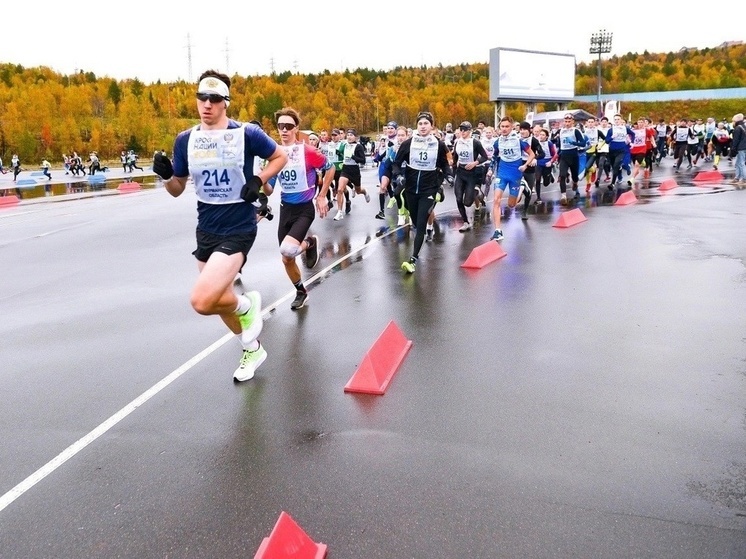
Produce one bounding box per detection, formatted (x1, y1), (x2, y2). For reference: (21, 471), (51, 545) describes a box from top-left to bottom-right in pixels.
(152, 153), (173, 180)
(436, 185), (445, 203)
(256, 192), (273, 220)
(240, 176), (263, 204)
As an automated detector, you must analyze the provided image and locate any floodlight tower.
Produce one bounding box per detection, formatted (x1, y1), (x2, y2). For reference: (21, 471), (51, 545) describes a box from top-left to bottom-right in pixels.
(589, 29), (613, 117)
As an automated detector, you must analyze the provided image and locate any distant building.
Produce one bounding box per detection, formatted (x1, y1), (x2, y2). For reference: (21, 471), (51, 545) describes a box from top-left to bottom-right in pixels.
(680, 40), (742, 53)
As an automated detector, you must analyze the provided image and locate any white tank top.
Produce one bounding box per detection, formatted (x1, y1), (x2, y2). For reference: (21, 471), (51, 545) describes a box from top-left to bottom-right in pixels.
(455, 138), (475, 165)
(277, 143), (311, 193)
(188, 124), (247, 205)
(408, 135), (439, 171)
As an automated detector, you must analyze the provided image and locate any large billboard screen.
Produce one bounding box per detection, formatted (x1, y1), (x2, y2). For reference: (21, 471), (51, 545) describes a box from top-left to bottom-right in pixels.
(489, 48), (576, 102)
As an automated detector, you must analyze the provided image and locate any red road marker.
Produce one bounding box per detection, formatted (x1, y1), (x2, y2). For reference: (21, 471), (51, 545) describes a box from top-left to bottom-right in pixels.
(344, 320), (412, 395)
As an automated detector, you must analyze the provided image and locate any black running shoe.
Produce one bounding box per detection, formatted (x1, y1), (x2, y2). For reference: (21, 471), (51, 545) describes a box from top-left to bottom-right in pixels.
(291, 291), (308, 310)
(375, 211), (385, 219)
(304, 235), (319, 269)
(345, 200), (352, 214)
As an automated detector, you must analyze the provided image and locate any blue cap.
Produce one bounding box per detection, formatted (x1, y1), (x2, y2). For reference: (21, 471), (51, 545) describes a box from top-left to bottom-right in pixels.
(386, 121), (398, 128)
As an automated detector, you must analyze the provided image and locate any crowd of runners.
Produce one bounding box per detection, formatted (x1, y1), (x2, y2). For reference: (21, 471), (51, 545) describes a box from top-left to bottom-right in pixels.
(311, 112), (746, 254)
(150, 69), (746, 382)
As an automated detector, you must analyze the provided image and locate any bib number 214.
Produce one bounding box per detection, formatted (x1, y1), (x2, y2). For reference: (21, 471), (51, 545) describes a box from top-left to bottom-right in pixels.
(202, 169), (230, 186)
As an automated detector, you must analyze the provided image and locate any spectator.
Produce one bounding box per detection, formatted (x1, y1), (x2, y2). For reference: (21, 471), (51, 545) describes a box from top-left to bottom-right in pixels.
(11, 154), (21, 182)
(731, 113), (746, 185)
(41, 159), (52, 180)
(88, 152), (101, 175)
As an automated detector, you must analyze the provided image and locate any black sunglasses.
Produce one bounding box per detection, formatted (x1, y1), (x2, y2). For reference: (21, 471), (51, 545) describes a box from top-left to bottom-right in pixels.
(196, 92), (227, 103)
(277, 122), (296, 131)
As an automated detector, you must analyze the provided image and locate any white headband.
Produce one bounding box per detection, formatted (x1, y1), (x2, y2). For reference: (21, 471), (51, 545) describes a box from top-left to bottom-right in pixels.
(197, 77), (230, 107)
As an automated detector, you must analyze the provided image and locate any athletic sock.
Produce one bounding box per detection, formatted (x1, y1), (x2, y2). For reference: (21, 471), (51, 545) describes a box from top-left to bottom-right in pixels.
(379, 193), (386, 211)
(235, 294), (252, 315)
(293, 280), (307, 294)
(240, 338), (259, 351)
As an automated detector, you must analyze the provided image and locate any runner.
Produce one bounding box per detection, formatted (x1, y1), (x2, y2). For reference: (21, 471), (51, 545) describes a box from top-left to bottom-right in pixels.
(452, 121), (489, 232)
(489, 116), (535, 241)
(333, 128), (369, 221)
(375, 121), (400, 219)
(533, 126), (557, 203)
(605, 114), (634, 188)
(392, 111), (450, 274)
(265, 107), (334, 310)
(517, 121), (545, 219)
(557, 114), (587, 205)
(151, 69), (287, 382)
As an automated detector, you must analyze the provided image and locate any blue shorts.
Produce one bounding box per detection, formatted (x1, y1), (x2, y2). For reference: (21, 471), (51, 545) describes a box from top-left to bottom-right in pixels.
(379, 158), (393, 182)
(493, 176), (521, 197)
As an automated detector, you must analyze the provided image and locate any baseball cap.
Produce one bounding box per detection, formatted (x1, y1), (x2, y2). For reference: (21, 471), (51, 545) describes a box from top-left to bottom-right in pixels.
(459, 121), (472, 130)
(386, 121), (398, 128)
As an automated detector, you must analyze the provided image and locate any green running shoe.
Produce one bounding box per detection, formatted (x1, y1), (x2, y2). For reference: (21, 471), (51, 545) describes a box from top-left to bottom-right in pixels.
(237, 291), (263, 344)
(401, 258), (416, 274)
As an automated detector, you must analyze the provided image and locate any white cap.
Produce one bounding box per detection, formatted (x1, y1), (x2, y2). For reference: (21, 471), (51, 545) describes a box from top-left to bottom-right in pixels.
(197, 77), (230, 107)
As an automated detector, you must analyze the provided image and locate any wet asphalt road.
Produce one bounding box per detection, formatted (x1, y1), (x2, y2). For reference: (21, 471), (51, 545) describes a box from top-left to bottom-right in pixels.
(0, 159), (745, 558)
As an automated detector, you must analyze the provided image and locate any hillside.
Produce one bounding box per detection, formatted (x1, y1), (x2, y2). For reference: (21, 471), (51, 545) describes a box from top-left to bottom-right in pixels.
(0, 43), (744, 164)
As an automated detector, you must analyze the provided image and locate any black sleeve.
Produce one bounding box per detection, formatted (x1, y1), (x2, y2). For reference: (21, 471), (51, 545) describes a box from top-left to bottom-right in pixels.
(392, 139), (411, 175)
(473, 139), (488, 163)
(531, 137), (545, 160)
(437, 141), (450, 175)
(353, 143), (366, 165)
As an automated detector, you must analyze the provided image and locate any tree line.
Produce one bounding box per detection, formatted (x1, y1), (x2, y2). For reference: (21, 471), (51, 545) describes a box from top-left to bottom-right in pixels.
(0, 43), (744, 164)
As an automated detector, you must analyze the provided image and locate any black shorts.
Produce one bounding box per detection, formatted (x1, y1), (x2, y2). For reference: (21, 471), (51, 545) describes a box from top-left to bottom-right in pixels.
(192, 228), (256, 266)
(278, 201), (315, 243)
(340, 165), (361, 187)
(631, 153), (646, 164)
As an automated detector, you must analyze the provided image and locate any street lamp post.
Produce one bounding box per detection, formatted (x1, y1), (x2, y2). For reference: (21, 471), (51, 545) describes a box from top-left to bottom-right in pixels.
(375, 98), (379, 135)
(589, 29), (613, 117)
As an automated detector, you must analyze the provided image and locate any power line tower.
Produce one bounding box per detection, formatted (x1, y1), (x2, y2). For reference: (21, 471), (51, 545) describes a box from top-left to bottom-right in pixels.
(186, 33), (193, 82)
(224, 37), (231, 76)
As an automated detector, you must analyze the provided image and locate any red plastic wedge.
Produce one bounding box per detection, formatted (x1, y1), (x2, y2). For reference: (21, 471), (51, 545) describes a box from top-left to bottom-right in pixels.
(461, 241), (507, 269)
(0, 195), (20, 207)
(693, 170), (723, 183)
(344, 320), (412, 395)
(552, 208), (587, 228)
(254, 511), (327, 559)
(614, 190), (637, 206)
(117, 181), (141, 192)
(658, 178), (678, 191)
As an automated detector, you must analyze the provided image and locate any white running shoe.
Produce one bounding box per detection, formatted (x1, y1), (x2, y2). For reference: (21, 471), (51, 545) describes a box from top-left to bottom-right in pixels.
(233, 343), (267, 382)
(459, 222), (472, 232)
(333, 210), (345, 221)
(350, 188), (356, 198)
(364, 191), (370, 203)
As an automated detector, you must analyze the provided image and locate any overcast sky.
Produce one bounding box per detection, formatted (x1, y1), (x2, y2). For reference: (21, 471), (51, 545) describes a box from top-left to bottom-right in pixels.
(4, 1), (743, 84)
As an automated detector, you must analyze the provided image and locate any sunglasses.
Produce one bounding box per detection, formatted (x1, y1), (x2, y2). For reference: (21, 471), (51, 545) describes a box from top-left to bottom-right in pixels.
(277, 122), (296, 131)
(196, 92), (227, 103)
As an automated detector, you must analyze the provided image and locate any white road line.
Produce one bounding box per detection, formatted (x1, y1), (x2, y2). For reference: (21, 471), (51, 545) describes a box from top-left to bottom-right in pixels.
(0, 226), (395, 514)
(0, 332), (234, 514)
